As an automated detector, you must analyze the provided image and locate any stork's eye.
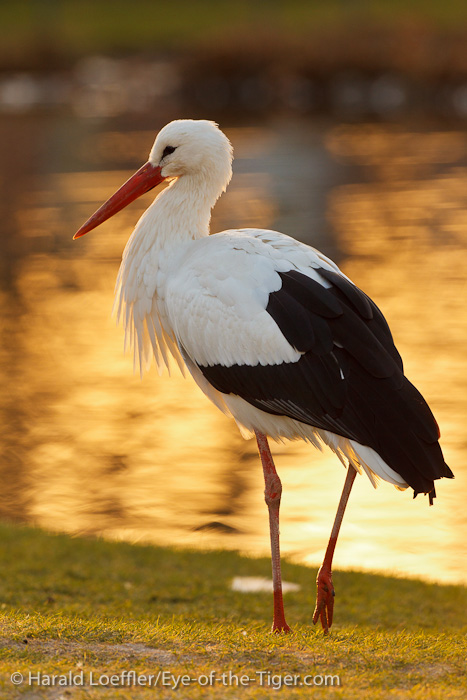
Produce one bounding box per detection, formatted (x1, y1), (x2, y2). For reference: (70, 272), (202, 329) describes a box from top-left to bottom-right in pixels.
(162, 145), (176, 159)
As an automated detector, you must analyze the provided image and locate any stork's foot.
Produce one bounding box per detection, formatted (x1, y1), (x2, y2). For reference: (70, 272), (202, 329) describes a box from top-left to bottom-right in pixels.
(271, 593), (292, 633)
(272, 620), (292, 634)
(312, 565), (334, 634)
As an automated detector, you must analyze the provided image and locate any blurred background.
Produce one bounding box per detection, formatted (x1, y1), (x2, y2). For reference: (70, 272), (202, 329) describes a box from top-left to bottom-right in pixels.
(0, 0), (466, 585)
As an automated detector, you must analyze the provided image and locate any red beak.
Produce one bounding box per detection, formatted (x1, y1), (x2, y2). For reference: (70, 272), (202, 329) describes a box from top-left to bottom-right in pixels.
(73, 162), (166, 239)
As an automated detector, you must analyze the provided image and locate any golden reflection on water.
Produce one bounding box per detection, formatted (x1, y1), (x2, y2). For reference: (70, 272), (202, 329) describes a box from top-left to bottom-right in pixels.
(2, 122), (466, 586)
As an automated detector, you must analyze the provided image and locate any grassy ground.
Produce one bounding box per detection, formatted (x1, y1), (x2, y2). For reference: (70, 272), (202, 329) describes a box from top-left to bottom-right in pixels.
(0, 523), (465, 698)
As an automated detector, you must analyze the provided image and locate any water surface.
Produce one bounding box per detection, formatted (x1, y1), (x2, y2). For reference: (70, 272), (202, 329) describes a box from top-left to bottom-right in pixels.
(1, 116), (465, 585)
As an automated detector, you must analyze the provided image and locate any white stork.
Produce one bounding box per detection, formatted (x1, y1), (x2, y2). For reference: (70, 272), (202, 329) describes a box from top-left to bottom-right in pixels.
(74, 119), (453, 634)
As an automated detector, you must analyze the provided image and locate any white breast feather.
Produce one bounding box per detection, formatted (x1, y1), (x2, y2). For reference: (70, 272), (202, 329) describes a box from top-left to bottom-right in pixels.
(114, 208), (186, 377)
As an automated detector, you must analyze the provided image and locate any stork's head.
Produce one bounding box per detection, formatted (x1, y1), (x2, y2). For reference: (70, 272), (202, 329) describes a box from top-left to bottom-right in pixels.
(74, 119), (233, 239)
(151, 119), (232, 184)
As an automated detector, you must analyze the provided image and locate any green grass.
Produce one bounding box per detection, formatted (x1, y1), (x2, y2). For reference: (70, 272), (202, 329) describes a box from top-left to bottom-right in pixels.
(0, 522), (465, 698)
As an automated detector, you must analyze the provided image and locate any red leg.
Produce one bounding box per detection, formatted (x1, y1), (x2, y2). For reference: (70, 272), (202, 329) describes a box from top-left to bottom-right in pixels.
(255, 430), (291, 633)
(313, 465), (356, 634)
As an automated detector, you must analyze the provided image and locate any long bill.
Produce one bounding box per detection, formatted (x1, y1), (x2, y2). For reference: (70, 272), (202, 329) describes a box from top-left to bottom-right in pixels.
(73, 162), (166, 239)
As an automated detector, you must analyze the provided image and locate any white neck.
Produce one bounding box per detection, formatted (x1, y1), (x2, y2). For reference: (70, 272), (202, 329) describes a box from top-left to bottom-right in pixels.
(159, 174), (218, 239)
(129, 172), (222, 259)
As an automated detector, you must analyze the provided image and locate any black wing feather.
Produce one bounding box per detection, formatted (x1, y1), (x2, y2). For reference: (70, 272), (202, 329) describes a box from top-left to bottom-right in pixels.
(196, 268), (453, 500)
